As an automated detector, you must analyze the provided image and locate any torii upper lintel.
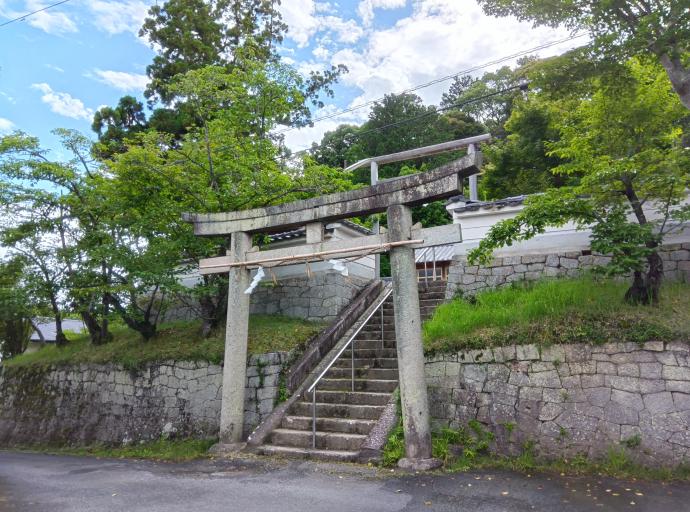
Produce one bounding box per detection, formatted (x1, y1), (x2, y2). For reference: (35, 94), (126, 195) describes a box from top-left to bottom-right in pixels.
(182, 151), (482, 236)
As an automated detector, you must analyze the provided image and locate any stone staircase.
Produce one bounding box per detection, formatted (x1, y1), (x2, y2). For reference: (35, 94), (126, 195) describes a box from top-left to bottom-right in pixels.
(257, 280), (447, 461)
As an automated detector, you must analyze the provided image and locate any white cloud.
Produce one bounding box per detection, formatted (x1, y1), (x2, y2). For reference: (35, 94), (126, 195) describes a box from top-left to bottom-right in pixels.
(357, 0), (407, 26)
(0, 91), (15, 104)
(280, 0), (320, 47)
(279, 1), (363, 48)
(90, 69), (148, 91)
(332, 0), (578, 109)
(45, 63), (65, 73)
(87, 0), (150, 36)
(31, 83), (93, 120)
(0, 117), (15, 134)
(282, 104), (368, 154)
(0, 0), (78, 34)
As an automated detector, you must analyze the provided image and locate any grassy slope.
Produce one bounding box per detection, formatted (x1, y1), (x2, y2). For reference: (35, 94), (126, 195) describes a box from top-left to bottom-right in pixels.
(423, 278), (690, 355)
(5, 315), (325, 368)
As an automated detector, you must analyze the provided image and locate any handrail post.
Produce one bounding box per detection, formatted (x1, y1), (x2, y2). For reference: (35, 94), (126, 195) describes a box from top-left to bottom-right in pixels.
(380, 303), (384, 350)
(432, 247), (436, 282)
(312, 388), (316, 448)
(351, 335), (355, 392)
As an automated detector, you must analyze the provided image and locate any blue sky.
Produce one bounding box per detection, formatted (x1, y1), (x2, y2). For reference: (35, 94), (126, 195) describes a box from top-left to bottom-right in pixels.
(0, 0), (582, 156)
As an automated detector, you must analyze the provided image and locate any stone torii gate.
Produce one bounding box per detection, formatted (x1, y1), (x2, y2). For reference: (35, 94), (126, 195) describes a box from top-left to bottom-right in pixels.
(183, 137), (486, 469)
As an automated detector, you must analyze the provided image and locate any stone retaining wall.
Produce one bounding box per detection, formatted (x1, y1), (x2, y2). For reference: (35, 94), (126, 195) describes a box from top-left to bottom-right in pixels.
(426, 341), (690, 466)
(446, 244), (690, 299)
(0, 352), (290, 447)
(250, 272), (368, 321)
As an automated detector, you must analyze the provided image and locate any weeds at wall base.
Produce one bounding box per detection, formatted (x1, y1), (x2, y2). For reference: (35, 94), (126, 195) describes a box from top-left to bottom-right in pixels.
(382, 424), (690, 481)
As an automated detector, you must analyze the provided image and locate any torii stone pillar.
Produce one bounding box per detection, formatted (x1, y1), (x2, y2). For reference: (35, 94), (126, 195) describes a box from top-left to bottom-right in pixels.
(387, 204), (441, 470)
(218, 231), (252, 447)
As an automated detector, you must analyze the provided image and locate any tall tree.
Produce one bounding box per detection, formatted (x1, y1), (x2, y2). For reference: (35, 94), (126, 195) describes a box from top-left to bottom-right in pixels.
(441, 64), (530, 138)
(478, 0), (690, 110)
(0, 258), (35, 359)
(479, 99), (572, 199)
(470, 60), (690, 303)
(92, 96), (147, 158)
(109, 63), (353, 337)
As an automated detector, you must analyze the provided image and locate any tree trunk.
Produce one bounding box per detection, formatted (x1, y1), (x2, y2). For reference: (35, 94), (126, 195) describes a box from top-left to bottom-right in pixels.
(107, 293), (157, 341)
(81, 309), (112, 346)
(624, 250), (663, 305)
(659, 54), (690, 111)
(199, 274), (228, 338)
(54, 313), (68, 347)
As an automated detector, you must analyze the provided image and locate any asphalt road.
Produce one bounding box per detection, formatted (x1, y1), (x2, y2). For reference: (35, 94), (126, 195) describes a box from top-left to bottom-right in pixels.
(0, 451), (687, 512)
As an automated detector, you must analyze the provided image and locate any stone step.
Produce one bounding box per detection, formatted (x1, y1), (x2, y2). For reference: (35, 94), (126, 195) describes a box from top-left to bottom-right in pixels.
(271, 428), (367, 451)
(310, 390), (391, 406)
(325, 367), (399, 380)
(290, 402), (386, 420)
(355, 330), (397, 341)
(332, 357), (398, 369)
(382, 304), (439, 316)
(281, 415), (377, 435)
(317, 378), (398, 393)
(341, 348), (398, 359)
(257, 445), (359, 462)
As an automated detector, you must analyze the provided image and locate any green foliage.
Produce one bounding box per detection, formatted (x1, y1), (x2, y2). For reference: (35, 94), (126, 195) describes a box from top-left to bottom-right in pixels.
(469, 60), (689, 302)
(480, 99), (573, 200)
(0, 258), (34, 358)
(383, 420), (495, 469)
(441, 63), (532, 137)
(4, 315), (324, 368)
(423, 277), (689, 354)
(623, 434), (642, 449)
(477, 0), (690, 110)
(35, 438), (217, 462)
(140, 0), (287, 104)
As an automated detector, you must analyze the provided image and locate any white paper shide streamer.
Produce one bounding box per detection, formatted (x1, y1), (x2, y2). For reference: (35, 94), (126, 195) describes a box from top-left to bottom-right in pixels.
(328, 259), (349, 277)
(244, 267), (265, 294)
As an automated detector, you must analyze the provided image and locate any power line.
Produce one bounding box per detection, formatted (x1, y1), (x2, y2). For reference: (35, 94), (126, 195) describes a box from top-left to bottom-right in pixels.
(291, 82), (527, 157)
(0, 0), (72, 28)
(276, 32), (586, 135)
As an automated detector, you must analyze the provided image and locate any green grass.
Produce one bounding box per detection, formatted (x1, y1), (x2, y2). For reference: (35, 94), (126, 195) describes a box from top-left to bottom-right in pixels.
(472, 446), (690, 482)
(21, 438), (217, 462)
(423, 277), (690, 354)
(5, 315), (326, 369)
(383, 424), (690, 481)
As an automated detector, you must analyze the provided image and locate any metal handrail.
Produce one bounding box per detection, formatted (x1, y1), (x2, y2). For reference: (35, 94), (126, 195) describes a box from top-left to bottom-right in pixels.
(307, 285), (393, 448)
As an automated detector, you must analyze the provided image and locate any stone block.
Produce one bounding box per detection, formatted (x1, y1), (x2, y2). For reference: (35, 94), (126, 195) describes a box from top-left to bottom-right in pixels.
(522, 255), (546, 264)
(516, 344), (540, 360)
(611, 389), (644, 411)
(530, 370), (561, 388)
(607, 375), (640, 393)
(605, 403), (639, 426)
(539, 403), (563, 421)
(559, 257), (579, 269)
(643, 391), (675, 415)
(582, 376), (607, 393)
(563, 344), (592, 362)
(639, 363), (662, 379)
(585, 387), (611, 407)
(520, 387), (543, 401)
(667, 380), (690, 393)
(569, 362), (596, 375)
(662, 366), (690, 381)
(618, 363), (640, 377)
(656, 352), (677, 366)
(596, 362), (617, 375)
(667, 341), (690, 353)
(672, 392), (690, 411)
(541, 346), (566, 363)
